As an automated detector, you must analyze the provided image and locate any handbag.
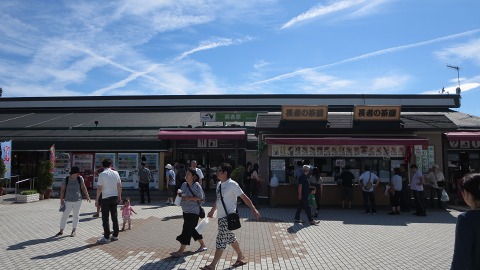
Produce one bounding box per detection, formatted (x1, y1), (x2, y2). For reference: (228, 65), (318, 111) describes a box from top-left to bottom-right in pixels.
(441, 189), (450, 202)
(186, 183), (205, 219)
(219, 183), (241, 230)
(434, 174), (446, 188)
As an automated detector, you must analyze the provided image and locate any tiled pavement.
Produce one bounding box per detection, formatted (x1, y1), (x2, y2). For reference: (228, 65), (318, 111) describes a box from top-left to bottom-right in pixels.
(0, 194), (460, 270)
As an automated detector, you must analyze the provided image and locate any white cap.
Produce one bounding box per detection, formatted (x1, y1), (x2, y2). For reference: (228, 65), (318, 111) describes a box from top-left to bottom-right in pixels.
(165, 164), (173, 170)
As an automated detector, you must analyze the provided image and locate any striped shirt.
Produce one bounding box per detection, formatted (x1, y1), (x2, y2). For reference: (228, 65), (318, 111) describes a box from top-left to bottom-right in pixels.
(180, 182), (205, 214)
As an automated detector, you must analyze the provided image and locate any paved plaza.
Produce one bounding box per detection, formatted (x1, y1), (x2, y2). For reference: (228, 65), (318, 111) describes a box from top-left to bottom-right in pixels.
(0, 195), (460, 270)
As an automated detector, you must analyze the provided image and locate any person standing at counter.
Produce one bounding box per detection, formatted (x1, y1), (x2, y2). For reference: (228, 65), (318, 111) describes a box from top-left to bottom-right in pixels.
(310, 167), (323, 211)
(426, 164), (446, 209)
(358, 165), (380, 214)
(410, 164), (426, 216)
(399, 164), (411, 212)
(294, 165), (319, 225)
(340, 166), (355, 209)
(293, 161), (303, 183)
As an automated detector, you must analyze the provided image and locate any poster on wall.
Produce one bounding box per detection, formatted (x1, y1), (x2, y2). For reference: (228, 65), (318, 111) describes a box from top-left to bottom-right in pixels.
(272, 145), (280, 157)
(141, 153), (159, 189)
(422, 150), (429, 173)
(94, 153), (116, 187)
(117, 153), (139, 189)
(53, 152), (71, 188)
(428, 145), (435, 169)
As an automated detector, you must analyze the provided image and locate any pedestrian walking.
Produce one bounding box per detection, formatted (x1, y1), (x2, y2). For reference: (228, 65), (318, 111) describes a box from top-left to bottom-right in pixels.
(55, 166), (91, 237)
(165, 164), (176, 205)
(138, 162), (152, 204)
(200, 163), (260, 270)
(294, 165), (319, 225)
(96, 159), (122, 244)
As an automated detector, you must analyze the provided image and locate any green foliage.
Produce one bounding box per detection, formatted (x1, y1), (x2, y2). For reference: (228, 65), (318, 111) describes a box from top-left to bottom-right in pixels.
(20, 190), (38, 195)
(36, 160), (54, 193)
(253, 140), (267, 159)
(0, 158), (6, 178)
(231, 166), (245, 185)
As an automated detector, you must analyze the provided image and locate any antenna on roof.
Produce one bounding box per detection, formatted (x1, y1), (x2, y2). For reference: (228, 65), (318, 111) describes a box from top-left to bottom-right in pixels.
(446, 65), (461, 93)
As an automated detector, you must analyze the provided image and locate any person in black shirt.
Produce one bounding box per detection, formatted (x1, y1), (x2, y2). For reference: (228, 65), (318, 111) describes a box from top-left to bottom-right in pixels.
(340, 166), (355, 209)
(294, 165), (319, 225)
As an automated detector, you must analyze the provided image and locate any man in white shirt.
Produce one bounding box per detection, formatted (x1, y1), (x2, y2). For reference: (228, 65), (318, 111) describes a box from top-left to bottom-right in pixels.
(95, 159), (122, 244)
(410, 164), (426, 216)
(358, 165), (380, 214)
(191, 160), (204, 187)
(200, 163), (260, 270)
(426, 164), (446, 209)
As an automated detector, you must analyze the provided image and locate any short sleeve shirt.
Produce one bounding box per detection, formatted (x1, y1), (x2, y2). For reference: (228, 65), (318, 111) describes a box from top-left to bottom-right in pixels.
(180, 182), (205, 214)
(62, 176), (84, 202)
(298, 174), (310, 199)
(391, 174), (403, 191)
(215, 179), (244, 219)
(359, 171), (379, 192)
(138, 167), (151, 184)
(195, 168), (204, 180)
(166, 169), (176, 186)
(98, 168), (121, 198)
(410, 171), (424, 191)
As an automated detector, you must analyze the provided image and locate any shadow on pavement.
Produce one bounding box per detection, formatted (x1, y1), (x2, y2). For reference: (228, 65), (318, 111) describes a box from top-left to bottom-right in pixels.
(7, 236), (65, 250)
(161, 215), (183, 221)
(318, 209), (458, 226)
(31, 243), (97, 259)
(138, 252), (198, 270)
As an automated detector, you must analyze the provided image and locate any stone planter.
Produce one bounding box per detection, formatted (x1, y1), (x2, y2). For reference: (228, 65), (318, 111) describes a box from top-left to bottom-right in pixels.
(16, 193), (40, 203)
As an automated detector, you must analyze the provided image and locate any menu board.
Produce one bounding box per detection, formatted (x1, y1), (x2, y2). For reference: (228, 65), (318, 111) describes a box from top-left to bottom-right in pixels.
(270, 159), (287, 184)
(141, 153), (159, 189)
(271, 144), (405, 157)
(53, 152), (71, 188)
(117, 153), (138, 184)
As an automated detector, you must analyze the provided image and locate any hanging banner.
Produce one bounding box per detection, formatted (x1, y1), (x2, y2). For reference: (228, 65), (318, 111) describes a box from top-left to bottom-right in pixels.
(1, 140), (12, 179)
(49, 144), (55, 173)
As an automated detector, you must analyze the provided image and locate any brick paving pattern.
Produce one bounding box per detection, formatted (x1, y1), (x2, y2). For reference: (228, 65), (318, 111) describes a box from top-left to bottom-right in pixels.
(0, 195), (459, 269)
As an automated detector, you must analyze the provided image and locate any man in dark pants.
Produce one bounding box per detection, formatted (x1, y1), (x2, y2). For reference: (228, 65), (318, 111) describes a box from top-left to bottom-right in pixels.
(399, 164), (411, 212)
(96, 159), (122, 244)
(138, 162), (152, 204)
(410, 164), (426, 216)
(294, 165), (319, 225)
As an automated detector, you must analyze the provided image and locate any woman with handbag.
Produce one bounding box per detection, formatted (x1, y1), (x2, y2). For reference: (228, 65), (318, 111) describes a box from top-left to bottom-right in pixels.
(170, 168), (207, 257)
(200, 163), (260, 270)
(426, 164), (446, 209)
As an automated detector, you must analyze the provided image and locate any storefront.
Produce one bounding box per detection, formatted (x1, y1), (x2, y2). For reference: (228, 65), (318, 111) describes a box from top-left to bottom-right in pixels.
(158, 128), (248, 190)
(256, 105), (456, 206)
(444, 132), (480, 202)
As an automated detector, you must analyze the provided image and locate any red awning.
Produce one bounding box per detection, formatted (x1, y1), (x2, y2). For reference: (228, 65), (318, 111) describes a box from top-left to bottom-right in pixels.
(158, 130), (246, 140)
(445, 132), (480, 141)
(265, 137), (428, 146)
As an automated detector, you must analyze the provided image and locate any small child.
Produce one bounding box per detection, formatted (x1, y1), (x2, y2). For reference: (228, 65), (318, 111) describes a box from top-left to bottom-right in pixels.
(308, 187), (319, 218)
(120, 198), (137, 231)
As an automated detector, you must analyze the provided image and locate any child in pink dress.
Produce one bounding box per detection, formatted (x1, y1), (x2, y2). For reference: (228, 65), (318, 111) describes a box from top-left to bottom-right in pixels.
(120, 198), (137, 230)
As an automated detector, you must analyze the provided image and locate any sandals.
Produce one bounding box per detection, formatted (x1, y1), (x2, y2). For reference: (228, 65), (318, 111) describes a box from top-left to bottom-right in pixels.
(232, 260), (247, 267)
(55, 231), (63, 237)
(196, 247), (208, 252)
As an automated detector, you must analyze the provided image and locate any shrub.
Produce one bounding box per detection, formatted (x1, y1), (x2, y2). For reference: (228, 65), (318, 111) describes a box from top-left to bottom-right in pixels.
(20, 190), (38, 195)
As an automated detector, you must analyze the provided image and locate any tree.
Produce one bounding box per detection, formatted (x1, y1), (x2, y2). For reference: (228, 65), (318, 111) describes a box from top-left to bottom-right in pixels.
(36, 160), (54, 194)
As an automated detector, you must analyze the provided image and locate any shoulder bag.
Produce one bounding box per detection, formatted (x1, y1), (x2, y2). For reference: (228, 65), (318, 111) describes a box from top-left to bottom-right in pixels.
(219, 183), (241, 230)
(364, 172), (373, 190)
(435, 174), (445, 188)
(186, 183), (205, 218)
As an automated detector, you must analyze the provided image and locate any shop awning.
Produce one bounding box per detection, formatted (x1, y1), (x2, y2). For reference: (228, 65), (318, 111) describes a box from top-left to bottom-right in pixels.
(445, 132), (480, 141)
(158, 130), (246, 140)
(265, 137), (428, 146)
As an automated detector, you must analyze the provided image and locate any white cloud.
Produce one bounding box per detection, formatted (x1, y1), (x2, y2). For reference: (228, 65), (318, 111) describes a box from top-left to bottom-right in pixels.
(434, 38), (480, 65)
(251, 29), (480, 85)
(280, 0), (367, 30)
(371, 75), (410, 91)
(175, 36), (254, 61)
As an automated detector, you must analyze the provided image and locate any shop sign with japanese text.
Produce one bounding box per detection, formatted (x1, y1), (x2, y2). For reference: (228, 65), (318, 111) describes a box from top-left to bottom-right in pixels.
(281, 106), (328, 121)
(200, 112), (259, 122)
(354, 105), (401, 121)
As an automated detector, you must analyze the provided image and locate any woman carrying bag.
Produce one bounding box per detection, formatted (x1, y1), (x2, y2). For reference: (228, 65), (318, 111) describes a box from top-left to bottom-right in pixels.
(170, 168), (207, 257)
(55, 166), (91, 237)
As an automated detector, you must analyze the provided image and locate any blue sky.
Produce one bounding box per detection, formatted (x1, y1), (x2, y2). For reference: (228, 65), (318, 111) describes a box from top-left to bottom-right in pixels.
(1, 0), (480, 115)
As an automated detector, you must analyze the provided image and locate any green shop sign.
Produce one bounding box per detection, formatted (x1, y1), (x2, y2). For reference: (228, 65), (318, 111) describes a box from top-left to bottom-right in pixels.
(200, 112), (258, 122)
